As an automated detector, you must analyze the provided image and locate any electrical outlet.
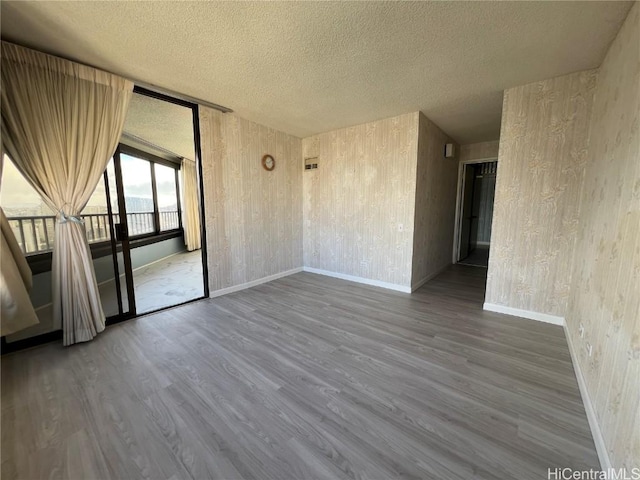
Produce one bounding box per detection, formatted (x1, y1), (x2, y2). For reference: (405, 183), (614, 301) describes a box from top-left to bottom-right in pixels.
(586, 343), (593, 357)
(578, 323), (585, 338)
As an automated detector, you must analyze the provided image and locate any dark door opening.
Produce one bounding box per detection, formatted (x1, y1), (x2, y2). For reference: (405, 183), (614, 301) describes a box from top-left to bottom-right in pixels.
(457, 161), (497, 267)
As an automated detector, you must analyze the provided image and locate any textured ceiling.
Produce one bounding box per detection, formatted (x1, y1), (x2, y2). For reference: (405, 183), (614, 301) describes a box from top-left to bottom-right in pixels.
(0, 1), (633, 144)
(123, 93), (195, 160)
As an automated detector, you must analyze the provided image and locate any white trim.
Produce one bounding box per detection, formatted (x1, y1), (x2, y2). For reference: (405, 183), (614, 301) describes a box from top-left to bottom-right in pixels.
(452, 156), (498, 264)
(563, 325), (611, 469)
(302, 267), (412, 293)
(209, 267), (303, 298)
(411, 263), (450, 292)
(482, 302), (565, 326)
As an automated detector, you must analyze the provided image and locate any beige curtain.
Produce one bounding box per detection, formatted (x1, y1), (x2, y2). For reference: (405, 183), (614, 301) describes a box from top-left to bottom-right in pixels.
(181, 158), (201, 251)
(0, 150), (39, 336)
(1, 42), (133, 345)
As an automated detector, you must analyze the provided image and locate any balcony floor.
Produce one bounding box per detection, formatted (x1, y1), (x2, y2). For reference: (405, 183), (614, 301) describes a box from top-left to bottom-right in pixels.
(99, 249), (205, 316)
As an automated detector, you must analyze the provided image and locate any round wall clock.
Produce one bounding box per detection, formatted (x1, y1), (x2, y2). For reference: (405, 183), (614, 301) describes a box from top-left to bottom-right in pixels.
(261, 154), (275, 171)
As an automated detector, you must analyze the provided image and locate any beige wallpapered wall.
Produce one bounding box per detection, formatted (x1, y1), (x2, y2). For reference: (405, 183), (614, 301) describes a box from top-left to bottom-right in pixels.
(199, 107), (303, 292)
(485, 69), (598, 316)
(566, 4), (639, 468)
(459, 140), (500, 163)
(303, 112), (419, 287)
(411, 113), (459, 287)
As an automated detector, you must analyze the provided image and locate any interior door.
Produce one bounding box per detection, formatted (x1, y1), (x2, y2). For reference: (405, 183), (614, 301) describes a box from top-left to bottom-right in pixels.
(459, 164), (475, 260)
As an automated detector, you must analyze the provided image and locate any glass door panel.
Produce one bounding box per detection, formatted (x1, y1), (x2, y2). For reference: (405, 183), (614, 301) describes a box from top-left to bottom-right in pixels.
(111, 144), (204, 316)
(120, 153), (155, 237)
(106, 159), (130, 317)
(104, 89), (207, 319)
(87, 158), (131, 319)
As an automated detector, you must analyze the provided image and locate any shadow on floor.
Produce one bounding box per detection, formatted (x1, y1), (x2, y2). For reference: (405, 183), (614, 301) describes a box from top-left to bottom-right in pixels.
(458, 245), (490, 267)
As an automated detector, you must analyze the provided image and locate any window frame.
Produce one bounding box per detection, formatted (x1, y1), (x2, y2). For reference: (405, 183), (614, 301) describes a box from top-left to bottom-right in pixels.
(117, 144), (183, 240)
(19, 144), (184, 272)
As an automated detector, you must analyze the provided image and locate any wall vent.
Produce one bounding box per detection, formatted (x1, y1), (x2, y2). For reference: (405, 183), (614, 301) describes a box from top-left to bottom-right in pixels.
(304, 157), (318, 170)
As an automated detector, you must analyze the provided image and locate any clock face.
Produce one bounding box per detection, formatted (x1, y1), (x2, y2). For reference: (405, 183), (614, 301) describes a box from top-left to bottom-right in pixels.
(262, 154), (275, 171)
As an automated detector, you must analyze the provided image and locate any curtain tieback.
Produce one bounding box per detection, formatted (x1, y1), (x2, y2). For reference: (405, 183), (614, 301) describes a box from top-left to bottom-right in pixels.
(57, 210), (83, 224)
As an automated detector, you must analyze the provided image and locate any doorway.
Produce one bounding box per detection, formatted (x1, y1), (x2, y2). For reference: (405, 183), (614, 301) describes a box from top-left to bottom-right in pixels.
(454, 159), (497, 267)
(96, 88), (208, 321)
(0, 87), (208, 347)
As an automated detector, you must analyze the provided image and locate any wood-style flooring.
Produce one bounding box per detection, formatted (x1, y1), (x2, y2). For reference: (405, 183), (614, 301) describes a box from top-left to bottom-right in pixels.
(1, 265), (599, 479)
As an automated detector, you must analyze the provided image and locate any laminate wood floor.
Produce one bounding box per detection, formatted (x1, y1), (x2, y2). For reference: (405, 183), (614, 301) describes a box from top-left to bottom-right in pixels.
(1, 265), (599, 479)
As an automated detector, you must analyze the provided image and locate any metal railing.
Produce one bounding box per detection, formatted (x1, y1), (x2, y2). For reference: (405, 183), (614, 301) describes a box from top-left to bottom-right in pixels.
(159, 211), (180, 231)
(7, 210), (180, 255)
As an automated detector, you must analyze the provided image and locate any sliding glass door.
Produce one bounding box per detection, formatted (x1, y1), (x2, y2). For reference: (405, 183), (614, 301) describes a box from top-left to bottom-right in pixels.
(109, 144), (203, 316)
(1, 87), (207, 346)
(99, 85), (208, 323)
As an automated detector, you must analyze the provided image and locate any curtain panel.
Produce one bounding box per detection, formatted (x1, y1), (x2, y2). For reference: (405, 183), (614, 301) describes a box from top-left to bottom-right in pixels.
(1, 41), (133, 345)
(181, 158), (202, 251)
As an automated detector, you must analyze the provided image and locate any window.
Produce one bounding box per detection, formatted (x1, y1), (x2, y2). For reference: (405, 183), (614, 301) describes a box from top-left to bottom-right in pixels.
(118, 147), (182, 237)
(0, 155), (116, 255)
(0, 148), (182, 256)
(83, 161), (112, 244)
(0, 155), (55, 255)
(120, 153), (155, 236)
(154, 163), (180, 231)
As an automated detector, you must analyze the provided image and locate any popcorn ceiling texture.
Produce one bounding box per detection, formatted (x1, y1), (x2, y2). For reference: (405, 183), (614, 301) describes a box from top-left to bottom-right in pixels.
(0, 1), (632, 144)
(123, 94), (195, 160)
(3, 0), (638, 466)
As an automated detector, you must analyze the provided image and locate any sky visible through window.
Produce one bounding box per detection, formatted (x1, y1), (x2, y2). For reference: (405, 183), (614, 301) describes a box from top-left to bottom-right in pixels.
(1, 154), (179, 217)
(1, 155), (52, 216)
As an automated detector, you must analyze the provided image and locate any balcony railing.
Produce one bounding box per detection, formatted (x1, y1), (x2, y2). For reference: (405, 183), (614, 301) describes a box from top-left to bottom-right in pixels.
(7, 211), (180, 256)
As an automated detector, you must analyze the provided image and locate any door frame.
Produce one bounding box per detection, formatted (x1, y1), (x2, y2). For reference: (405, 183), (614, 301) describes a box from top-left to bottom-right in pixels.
(452, 157), (498, 263)
(104, 86), (210, 325)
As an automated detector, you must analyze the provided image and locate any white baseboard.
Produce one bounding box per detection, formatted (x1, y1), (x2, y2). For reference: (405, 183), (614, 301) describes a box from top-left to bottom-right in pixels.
(482, 303), (565, 326)
(302, 267), (412, 293)
(563, 325), (611, 470)
(209, 267), (303, 298)
(411, 264), (450, 292)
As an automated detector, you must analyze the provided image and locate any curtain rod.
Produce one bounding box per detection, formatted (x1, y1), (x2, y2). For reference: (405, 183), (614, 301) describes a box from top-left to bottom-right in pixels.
(1, 40), (233, 115)
(133, 81), (233, 114)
